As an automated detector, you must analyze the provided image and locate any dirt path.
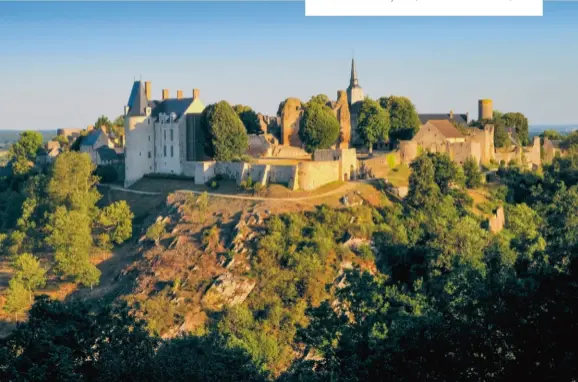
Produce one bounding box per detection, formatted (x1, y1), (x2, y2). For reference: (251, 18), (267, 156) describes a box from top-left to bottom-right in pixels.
(99, 181), (369, 202)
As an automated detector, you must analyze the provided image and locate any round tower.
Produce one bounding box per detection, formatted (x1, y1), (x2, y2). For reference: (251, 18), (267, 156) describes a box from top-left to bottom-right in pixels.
(478, 99), (493, 121)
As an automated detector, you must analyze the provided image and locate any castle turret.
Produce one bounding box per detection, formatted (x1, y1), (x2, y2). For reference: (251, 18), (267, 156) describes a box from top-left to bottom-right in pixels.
(478, 99), (493, 121)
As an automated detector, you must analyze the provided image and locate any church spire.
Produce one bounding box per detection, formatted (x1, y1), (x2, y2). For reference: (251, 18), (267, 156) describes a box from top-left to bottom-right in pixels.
(350, 57), (359, 87)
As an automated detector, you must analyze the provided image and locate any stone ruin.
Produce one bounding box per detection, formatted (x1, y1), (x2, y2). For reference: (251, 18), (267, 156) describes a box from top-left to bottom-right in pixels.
(281, 98), (304, 146)
(330, 90), (352, 149)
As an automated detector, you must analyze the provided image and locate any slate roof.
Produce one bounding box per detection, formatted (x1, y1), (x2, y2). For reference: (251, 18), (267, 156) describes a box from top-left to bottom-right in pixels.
(127, 81), (149, 117)
(427, 120), (464, 139)
(419, 113), (468, 125)
(151, 98), (194, 120)
(97, 146), (122, 162)
(81, 129), (103, 147)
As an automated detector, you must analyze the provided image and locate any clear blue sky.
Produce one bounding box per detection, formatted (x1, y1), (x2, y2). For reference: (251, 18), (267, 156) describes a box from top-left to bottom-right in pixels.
(0, 1), (577, 130)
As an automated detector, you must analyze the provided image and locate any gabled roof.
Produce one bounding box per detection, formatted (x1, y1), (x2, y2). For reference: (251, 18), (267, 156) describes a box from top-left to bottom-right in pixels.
(426, 120), (464, 139)
(419, 113), (468, 125)
(81, 129), (103, 147)
(97, 146), (122, 162)
(151, 98), (194, 120)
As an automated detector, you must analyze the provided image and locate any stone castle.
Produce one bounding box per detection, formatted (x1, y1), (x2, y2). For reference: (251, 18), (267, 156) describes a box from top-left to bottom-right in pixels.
(123, 59), (548, 189)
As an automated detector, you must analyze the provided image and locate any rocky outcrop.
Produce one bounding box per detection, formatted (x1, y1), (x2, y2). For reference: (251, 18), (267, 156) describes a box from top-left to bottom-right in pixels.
(202, 273), (256, 310)
(281, 98), (303, 147)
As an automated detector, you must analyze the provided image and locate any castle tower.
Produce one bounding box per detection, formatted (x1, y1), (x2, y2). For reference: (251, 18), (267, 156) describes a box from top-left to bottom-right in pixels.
(346, 58), (364, 106)
(478, 99), (493, 121)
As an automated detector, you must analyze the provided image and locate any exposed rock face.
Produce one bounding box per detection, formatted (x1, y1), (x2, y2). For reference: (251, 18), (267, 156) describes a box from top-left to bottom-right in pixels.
(202, 273), (256, 310)
(332, 90), (351, 149)
(489, 206), (505, 233)
(281, 98), (303, 147)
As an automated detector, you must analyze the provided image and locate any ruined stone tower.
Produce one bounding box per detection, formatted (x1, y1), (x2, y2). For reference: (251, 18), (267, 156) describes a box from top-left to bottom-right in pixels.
(478, 99), (493, 121)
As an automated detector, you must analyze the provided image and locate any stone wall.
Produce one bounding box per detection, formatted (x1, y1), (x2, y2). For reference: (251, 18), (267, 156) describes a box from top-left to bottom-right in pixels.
(466, 125), (494, 164)
(523, 136), (541, 169)
(313, 148), (358, 181)
(296, 161), (340, 191)
(449, 141), (482, 165)
(495, 147), (522, 166)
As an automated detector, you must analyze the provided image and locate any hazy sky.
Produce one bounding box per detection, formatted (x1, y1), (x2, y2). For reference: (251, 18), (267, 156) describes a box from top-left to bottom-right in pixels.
(0, 1), (577, 130)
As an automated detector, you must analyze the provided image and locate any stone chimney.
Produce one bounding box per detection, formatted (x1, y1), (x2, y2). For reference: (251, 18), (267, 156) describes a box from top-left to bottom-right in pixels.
(193, 88), (200, 101)
(145, 81), (152, 100)
(177, 90), (183, 100)
(162, 89), (169, 100)
(449, 110), (454, 120)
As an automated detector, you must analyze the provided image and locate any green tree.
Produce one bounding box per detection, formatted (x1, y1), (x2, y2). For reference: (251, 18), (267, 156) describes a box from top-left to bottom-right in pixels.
(405, 154), (442, 210)
(152, 334), (266, 382)
(503, 112), (529, 146)
(233, 105), (262, 135)
(201, 101), (249, 161)
(146, 221), (166, 246)
(95, 115), (112, 131)
(47, 152), (101, 214)
(12, 253), (47, 292)
(8, 131), (43, 162)
(3, 278), (32, 321)
(378, 96), (421, 142)
(8, 131), (43, 175)
(0, 296), (158, 381)
(298, 102), (340, 153)
(46, 206), (99, 287)
(98, 200), (134, 245)
(307, 94), (330, 107)
(357, 98), (390, 154)
(428, 152), (464, 194)
(463, 156), (483, 188)
(540, 129), (564, 141)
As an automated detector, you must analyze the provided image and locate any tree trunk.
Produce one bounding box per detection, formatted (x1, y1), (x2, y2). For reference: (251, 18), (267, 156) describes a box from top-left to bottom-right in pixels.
(369, 144), (374, 155)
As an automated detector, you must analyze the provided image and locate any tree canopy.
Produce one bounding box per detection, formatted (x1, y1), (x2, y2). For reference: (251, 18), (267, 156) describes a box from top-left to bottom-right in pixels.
(357, 98), (390, 153)
(201, 101), (249, 161)
(233, 105), (262, 135)
(298, 102), (340, 153)
(378, 96), (420, 142)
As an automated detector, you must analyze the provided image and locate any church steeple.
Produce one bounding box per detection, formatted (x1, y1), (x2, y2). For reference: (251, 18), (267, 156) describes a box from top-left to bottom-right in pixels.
(350, 58), (359, 88)
(346, 57), (364, 107)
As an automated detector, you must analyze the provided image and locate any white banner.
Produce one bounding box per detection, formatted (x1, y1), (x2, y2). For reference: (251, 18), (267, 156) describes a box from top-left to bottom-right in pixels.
(305, 0), (544, 16)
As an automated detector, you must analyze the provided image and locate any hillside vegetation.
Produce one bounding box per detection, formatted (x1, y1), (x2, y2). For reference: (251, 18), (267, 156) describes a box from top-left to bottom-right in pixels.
(0, 129), (578, 380)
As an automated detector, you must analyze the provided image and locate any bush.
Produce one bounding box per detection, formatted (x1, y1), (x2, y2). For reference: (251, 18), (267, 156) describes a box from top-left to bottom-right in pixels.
(146, 221), (166, 246)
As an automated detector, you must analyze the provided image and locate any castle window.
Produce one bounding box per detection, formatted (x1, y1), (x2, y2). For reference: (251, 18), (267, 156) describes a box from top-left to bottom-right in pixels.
(164, 130), (166, 140)
(148, 135), (150, 142)
(171, 146), (174, 157)
(164, 145), (167, 157)
(170, 129), (174, 141)
(148, 151), (151, 158)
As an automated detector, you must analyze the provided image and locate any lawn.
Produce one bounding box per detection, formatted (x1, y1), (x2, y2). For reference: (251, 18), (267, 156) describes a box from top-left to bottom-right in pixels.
(386, 164), (410, 187)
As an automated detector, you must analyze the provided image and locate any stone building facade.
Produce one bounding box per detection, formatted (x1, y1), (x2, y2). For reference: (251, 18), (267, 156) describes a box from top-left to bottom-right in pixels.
(123, 80), (205, 187)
